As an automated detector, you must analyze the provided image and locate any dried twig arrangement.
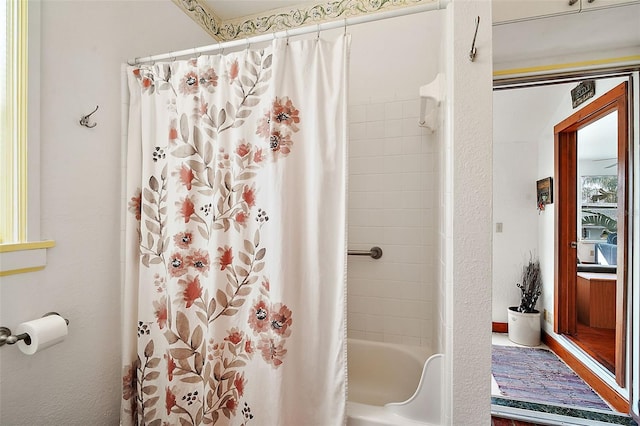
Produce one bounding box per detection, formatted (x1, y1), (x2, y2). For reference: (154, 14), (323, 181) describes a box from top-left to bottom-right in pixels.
(516, 256), (542, 313)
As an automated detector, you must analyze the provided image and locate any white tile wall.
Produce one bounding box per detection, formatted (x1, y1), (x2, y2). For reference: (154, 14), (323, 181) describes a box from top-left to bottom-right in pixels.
(347, 97), (437, 348)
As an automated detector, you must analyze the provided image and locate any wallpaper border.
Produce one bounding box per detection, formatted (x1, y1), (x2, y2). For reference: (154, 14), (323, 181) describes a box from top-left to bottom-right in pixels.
(172, 0), (434, 41)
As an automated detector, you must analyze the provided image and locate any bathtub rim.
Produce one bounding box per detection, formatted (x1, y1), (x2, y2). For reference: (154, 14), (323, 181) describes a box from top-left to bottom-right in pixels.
(346, 401), (440, 426)
(346, 337), (433, 366)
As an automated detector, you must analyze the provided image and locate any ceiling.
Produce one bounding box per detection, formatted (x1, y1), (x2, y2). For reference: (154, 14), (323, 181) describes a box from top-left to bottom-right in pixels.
(493, 3), (640, 66)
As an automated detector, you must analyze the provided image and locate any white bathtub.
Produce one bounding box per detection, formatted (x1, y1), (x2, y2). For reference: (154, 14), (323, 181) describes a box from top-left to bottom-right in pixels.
(346, 339), (443, 426)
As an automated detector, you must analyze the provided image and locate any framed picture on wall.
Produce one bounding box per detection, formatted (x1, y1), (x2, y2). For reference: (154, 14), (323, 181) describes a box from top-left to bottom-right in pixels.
(536, 177), (553, 207)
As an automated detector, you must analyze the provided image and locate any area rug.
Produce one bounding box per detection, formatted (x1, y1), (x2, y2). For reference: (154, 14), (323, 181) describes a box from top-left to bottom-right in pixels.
(492, 345), (611, 411)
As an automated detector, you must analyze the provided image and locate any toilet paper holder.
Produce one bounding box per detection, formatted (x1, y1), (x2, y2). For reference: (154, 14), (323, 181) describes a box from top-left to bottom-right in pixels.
(0, 312), (69, 347)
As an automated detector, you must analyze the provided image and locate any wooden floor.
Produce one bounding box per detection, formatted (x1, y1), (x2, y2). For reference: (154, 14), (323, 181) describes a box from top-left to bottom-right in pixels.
(570, 321), (616, 373)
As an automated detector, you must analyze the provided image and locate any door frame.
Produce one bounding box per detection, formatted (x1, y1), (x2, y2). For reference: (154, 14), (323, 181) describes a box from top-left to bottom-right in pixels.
(554, 81), (629, 387)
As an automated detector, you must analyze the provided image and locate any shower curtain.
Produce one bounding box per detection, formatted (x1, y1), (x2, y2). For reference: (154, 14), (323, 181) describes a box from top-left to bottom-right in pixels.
(121, 36), (349, 425)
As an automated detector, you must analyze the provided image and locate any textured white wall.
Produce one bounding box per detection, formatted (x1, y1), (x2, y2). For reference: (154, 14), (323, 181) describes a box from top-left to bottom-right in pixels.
(345, 11), (443, 348)
(443, 1), (493, 424)
(0, 2), (211, 425)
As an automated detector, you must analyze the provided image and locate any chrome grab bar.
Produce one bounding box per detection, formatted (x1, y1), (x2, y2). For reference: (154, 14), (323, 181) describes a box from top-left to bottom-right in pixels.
(347, 246), (383, 259)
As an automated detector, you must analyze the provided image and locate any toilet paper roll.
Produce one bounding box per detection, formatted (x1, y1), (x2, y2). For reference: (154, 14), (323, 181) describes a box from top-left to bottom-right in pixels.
(16, 315), (68, 355)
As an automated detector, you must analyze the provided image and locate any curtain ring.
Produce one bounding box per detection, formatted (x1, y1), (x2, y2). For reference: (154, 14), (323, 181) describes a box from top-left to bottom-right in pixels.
(344, 18), (347, 35)
(316, 24), (320, 41)
(245, 38), (250, 50)
(285, 30), (289, 46)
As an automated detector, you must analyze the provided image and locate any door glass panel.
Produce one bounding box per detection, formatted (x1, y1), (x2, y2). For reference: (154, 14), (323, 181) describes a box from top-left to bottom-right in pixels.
(577, 111), (618, 267)
(575, 109), (618, 375)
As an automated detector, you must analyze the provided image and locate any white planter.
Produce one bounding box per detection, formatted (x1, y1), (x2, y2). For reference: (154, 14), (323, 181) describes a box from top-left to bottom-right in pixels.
(507, 307), (541, 346)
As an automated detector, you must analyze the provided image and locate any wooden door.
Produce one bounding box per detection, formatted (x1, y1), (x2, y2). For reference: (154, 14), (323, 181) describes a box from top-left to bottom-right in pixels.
(554, 81), (629, 387)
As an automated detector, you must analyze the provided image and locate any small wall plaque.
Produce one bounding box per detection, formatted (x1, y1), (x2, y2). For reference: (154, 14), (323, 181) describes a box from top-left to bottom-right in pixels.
(571, 80), (595, 109)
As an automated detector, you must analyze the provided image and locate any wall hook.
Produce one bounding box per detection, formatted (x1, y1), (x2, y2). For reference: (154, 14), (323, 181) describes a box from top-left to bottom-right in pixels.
(469, 16), (480, 62)
(80, 105), (99, 128)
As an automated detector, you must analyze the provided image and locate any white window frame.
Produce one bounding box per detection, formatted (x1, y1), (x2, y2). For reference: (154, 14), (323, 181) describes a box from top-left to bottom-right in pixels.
(0, 0), (54, 277)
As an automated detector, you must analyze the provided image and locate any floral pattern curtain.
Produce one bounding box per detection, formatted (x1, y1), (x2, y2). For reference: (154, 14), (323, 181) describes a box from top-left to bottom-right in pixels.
(122, 36), (349, 425)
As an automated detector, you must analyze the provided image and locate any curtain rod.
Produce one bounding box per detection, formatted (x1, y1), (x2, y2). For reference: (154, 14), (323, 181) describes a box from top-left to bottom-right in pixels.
(127, 0), (449, 65)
